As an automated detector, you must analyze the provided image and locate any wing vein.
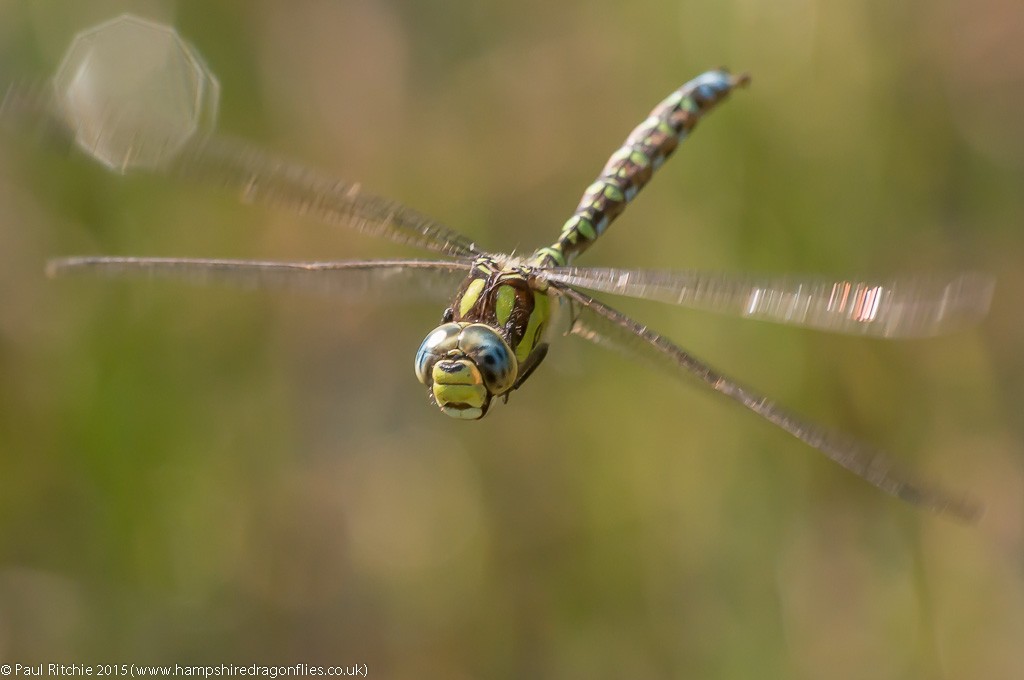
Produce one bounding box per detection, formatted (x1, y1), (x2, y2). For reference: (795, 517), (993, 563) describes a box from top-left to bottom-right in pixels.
(556, 284), (983, 522)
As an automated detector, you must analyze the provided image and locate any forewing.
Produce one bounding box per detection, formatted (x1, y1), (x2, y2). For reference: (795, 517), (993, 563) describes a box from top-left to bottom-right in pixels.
(542, 267), (994, 338)
(2, 82), (485, 259)
(47, 257), (472, 303)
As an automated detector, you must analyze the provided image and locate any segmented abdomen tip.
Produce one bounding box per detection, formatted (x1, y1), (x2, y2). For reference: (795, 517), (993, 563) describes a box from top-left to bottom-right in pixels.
(731, 72), (752, 88)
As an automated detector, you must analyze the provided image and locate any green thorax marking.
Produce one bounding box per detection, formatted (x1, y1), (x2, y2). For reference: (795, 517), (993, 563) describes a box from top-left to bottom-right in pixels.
(450, 257), (551, 363)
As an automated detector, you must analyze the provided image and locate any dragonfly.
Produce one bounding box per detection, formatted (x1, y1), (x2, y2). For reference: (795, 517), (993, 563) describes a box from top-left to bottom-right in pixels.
(4, 56), (992, 521)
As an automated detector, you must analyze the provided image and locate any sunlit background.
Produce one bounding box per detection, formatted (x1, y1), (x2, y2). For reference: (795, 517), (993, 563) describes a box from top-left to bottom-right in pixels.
(1, 0), (1022, 677)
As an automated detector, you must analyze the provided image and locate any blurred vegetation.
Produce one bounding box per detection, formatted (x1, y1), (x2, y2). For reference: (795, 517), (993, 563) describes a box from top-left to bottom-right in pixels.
(0, 0), (1022, 677)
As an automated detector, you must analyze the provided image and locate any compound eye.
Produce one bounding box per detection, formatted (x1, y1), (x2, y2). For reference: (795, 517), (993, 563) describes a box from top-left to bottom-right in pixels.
(459, 324), (518, 395)
(414, 323), (462, 385)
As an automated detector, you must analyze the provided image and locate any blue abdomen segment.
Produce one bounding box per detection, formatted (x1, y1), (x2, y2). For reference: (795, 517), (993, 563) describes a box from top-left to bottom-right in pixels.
(531, 69), (748, 268)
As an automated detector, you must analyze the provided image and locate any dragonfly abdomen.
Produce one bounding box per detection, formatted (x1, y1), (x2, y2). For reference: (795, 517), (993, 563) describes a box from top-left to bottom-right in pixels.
(532, 69), (748, 268)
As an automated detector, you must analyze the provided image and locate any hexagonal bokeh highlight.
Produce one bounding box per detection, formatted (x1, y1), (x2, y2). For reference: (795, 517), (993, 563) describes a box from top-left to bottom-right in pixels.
(53, 14), (219, 172)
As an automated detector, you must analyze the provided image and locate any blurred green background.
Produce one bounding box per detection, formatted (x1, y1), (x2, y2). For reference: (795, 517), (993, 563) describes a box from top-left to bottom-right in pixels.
(1, 0), (1022, 677)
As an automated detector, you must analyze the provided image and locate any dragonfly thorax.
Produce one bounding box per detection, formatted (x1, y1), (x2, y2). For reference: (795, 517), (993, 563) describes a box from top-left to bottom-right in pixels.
(414, 257), (552, 419)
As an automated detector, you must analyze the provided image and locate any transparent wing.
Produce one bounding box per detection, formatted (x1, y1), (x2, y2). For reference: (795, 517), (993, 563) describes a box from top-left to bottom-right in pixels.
(2, 81), (486, 259)
(46, 256), (472, 302)
(553, 283), (982, 522)
(165, 134), (486, 259)
(541, 267), (994, 338)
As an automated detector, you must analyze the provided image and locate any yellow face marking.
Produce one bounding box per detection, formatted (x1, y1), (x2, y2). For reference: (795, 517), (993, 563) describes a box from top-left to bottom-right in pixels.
(432, 360), (482, 386)
(459, 278), (486, 318)
(433, 383), (486, 406)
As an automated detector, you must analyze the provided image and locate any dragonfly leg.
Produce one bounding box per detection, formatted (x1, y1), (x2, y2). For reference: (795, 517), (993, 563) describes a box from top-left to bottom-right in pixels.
(509, 343), (550, 397)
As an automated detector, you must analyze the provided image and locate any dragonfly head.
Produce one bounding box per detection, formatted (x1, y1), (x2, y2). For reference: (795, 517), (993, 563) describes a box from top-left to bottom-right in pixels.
(414, 322), (518, 420)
